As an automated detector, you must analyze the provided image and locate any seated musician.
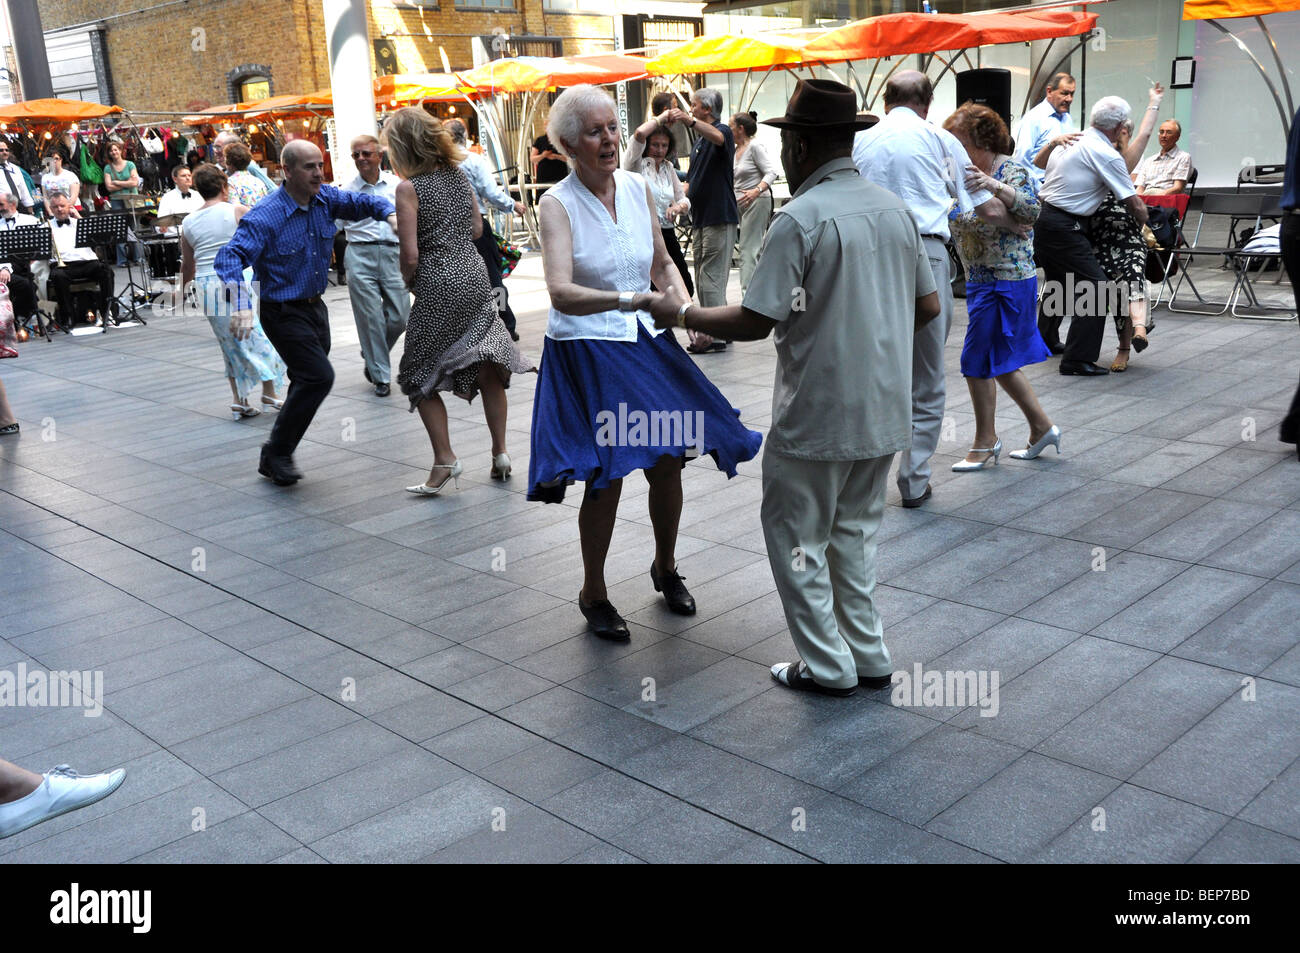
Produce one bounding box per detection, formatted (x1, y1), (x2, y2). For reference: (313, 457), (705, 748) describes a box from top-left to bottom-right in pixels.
(0, 189), (40, 319)
(45, 193), (114, 325)
(157, 165), (203, 236)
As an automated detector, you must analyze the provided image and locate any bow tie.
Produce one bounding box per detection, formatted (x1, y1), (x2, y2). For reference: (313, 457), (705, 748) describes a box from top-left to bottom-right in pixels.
(55, 220), (71, 227)
(3, 217), (13, 224)
(180, 192), (191, 199)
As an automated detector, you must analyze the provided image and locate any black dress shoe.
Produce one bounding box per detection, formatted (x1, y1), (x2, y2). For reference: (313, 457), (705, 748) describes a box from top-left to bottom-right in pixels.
(509, 329), (520, 342)
(578, 593), (630, 641)
(375, 382), (390, 397)
(1059, 361), (1109, 376)
(258, 444), (301, 486)
(362, 360), (373, 385)
(858, 672), (894, 689)
(650, 562), (696, 615)
(1046, 341), (1065, 355)
(901, 484), (932, 509)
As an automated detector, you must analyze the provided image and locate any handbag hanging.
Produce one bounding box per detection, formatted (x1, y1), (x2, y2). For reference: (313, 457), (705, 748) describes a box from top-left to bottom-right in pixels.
(78, 136), (103, 184)
(494, 230), (522, 279)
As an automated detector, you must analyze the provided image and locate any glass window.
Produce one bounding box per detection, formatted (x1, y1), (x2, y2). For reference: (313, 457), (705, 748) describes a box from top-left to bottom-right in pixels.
(453, 0), (515, 9)
(240, 78), (270, 102)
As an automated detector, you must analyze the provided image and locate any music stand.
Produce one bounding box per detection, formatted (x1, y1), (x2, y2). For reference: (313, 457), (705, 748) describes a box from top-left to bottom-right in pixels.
(0, 225), (62, 339)
(75, 214), (147, 328)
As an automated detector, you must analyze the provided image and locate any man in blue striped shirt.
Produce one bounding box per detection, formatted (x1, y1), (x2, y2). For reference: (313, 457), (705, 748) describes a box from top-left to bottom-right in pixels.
(216, 140), (397, 485)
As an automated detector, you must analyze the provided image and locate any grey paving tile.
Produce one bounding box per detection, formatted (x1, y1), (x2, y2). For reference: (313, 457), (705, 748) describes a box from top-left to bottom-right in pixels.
(478, 739), (605, 802)
(563, 843), (645, 863)
(566, 638), (727, 708)
(268, 847), (330, 864)
(957, 538), (1096, 615)
(1019, 550), (1187, 633)
(259, 745), (465, 843)
(948, 636), (1158, 748)
(865, 599), (1007, 672)
(540, 769), (680, 839)
(1237, 757), (1300, 840)
(1189, 819), (1300, 863)
(128, 811), (303, 864)
(447, 664), (555, 712)
(1091, 565), (1268, 653)
(1131, 679), (1300, 815)
(1201, 509), (1300, 578)
(926, 753), (1119, 861)
(170, 695), (359, 776)
(402, 644), (504, 687)
(607, 800), (779, 864)
(422, 803), (602, 863)
(1035, 656), (1241, 779)
(1171, 581), (1300, 673)
(1261, 642), (1300, 688)
(625, 656), (773, 733)
(421, 715), (544, 771)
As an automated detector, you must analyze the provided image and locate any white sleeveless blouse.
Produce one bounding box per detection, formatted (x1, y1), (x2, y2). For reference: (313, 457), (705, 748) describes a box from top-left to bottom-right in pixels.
(544, 167), (664, 341)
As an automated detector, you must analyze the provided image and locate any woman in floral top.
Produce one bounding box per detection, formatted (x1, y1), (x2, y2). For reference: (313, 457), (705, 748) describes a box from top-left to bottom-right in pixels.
(945, 103), (1059, 469)
(223, 142), (270, 208)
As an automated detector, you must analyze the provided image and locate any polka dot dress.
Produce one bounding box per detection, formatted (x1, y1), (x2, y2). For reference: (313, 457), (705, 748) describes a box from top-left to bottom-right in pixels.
(397, 166), (533, 408)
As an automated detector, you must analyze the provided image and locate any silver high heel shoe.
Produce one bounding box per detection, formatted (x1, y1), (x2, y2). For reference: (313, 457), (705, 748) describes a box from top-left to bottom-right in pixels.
(490, 452), (511, 480)
(230, 402), (261, 421)
(1010, 425), (1062, 460)
(406, 459), (462, 495)
(952, 438), (1002, 472)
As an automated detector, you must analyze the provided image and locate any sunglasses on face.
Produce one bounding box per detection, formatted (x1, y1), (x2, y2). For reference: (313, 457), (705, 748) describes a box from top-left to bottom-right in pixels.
(351, 150), (377, 159)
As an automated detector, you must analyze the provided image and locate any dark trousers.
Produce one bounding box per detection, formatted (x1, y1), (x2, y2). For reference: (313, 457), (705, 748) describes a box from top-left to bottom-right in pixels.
(1034, 203), (1112, 365)
(1280, 214), (1300, 446)
(5, 271), (37, 317)
(48, 260), (113, 320)
(657, 226), (695, 298)
(259, 297), (333, 457)
(472, 215), (516, 334)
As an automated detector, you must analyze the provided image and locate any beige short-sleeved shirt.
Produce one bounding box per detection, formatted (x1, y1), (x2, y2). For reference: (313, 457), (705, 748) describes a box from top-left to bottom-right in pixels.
(743, 157), (936, 461)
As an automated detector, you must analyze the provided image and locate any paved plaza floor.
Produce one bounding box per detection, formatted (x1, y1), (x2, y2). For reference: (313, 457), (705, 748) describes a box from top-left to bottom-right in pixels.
(2, 250), (1298, 863)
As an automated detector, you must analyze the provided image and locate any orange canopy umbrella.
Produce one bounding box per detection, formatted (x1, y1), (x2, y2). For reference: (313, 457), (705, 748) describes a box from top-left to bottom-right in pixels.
(372, 73), (478, 104)
(802, 13), (980, 62)
(0, 98), (123, 121)
(645, 33), (811, 76)
(1183, 0), (1300, 17)
(460, 55), (648, 94)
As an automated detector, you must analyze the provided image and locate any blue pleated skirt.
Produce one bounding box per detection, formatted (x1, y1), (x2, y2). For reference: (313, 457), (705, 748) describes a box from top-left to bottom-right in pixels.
(960, 277), (1051, 379)
(527, 323), (763, 503)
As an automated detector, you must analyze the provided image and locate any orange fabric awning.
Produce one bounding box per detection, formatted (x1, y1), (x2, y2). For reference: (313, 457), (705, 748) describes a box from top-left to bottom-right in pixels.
(803, 11), (1097, 62)
(1183, 0), (1300, 18)
(646, 33), (810, 76)
(0, 98), (123, 121)
(460, 55), (648, 94)
(372, 73), (478, 104)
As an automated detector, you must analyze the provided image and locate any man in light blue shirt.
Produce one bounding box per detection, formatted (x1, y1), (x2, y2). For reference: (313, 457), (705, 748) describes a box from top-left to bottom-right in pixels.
(337, 134), (408, 396)
(853, 70), (1027, 508)
(1014, 72), (1077, 187)
(447, 119), (526, 340)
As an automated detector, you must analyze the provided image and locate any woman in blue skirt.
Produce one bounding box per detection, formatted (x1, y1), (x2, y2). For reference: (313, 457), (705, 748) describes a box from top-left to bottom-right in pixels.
(531, 85), (762, 641)
(945, 103), (1059, 470)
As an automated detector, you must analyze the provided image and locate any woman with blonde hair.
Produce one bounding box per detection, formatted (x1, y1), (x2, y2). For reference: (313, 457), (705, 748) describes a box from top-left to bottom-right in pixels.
(382, 107), (532, 494)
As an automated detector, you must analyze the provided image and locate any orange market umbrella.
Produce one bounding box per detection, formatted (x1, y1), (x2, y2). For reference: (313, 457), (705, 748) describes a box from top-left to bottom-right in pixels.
(1183, 0), (1300, 16)
(645, 33), (811, 76)
(0, 98), (123, 121)
(802, 13), (980, 62)
(373, 73), (478, 105)
(460, 55), (647, 94)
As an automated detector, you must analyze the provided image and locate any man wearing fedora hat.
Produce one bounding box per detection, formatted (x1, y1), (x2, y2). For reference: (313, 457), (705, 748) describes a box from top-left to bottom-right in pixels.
(854, 70), (1028, 509)
(650, 78), (941, 696)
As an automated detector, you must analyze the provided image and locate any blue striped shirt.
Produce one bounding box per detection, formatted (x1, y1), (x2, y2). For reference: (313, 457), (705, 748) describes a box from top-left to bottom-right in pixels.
(215, 183), (394, 309)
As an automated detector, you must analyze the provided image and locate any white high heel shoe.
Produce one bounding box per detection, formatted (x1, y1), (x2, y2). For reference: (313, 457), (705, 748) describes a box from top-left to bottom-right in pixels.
(952, 438), (1002, 472)
(491, 452), (511, 480)
(406, 459), (462, 495)
(261, 394), (284, 410)
(1010, 426), (1062, 460)
(230, 402), (261, 421)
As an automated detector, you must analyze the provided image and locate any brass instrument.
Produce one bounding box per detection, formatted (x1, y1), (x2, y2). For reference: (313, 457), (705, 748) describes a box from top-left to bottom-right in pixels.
(49, 218), (67, 268)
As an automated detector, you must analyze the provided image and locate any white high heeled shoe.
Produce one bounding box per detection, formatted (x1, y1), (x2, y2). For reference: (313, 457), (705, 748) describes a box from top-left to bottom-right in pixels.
(1010, 426), (1062, 460)
(491, 452), (511, 480)
(406, 459), (462, 495)
(952, 438), (1002, 472)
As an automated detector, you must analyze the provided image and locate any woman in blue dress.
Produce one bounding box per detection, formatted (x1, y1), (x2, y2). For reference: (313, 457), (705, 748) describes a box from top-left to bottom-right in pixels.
(945, 103), (1059, 470)
(531, 84), (762, 641)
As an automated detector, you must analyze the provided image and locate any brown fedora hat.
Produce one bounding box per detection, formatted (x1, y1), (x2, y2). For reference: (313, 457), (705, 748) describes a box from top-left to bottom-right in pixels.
(763, 78), (876, 131)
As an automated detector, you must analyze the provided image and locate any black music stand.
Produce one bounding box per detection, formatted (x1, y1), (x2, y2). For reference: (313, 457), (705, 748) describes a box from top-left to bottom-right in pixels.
(76, 214), (147, 328)
(0, 225), (62, 339)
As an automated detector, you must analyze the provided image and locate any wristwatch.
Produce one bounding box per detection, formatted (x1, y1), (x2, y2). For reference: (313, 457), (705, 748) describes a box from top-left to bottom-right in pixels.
(618, 291), (636, 312)
(676, 302), (690, 329)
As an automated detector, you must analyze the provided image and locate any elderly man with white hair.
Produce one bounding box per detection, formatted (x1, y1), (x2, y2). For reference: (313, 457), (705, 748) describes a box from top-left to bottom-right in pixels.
(215, 139), (399, 486)
(1034, 95), (1148, 376)
(0, 189), (40, 321)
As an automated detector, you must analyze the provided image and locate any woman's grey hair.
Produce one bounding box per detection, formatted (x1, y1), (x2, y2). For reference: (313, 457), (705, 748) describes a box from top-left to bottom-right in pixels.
(546, 84), (617, 160)
(1090, 96), (1131, 133)
(693, 87), (723, 120)
(445, 119), (468, 145)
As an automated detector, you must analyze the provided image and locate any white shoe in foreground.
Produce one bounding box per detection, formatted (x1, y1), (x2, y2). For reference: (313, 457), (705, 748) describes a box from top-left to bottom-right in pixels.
(0, 765), (127, 838)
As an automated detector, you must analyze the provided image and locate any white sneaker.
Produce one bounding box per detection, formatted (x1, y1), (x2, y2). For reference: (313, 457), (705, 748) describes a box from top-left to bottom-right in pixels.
(0, 764), (127, 838)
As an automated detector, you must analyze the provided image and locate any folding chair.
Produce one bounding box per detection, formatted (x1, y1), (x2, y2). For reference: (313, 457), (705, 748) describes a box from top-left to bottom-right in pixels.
(1223, 232), (1296, 320)
(1232, 163), (1285, 246)
(1167, 192), (1266, 315)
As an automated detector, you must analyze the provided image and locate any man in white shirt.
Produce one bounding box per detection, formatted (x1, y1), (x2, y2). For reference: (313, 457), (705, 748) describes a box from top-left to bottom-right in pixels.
(336, 134), (407, 396)
(1134, 120), (1192, 195)
(0, 141), (34, 214)
(853, 70), (1027, 508)
(1035, 96), (1149, 375)
(156, 165), (204, 235)
(0, 190), (40, 319)
(45, 193), (114, 325)
(1014, 72), (1077, 188)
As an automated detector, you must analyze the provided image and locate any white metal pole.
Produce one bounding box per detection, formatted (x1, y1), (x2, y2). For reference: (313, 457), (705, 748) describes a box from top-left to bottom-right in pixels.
(322, 0), (378, 185)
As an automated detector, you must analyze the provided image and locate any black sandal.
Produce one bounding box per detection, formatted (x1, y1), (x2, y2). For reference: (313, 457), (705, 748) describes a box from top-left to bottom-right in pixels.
(0, 422), (18, 435)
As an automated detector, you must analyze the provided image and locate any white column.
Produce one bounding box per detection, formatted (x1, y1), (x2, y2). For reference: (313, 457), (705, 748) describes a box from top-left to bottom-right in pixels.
(322, 0), (378, 185)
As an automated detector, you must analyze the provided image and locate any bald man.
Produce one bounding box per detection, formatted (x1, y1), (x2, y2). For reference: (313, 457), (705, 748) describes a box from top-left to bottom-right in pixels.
(215, 140), (398, 486)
